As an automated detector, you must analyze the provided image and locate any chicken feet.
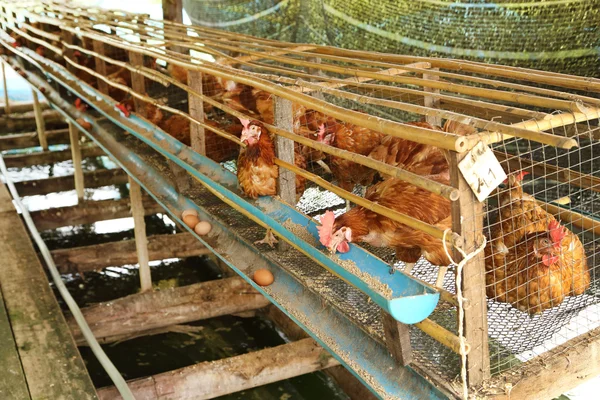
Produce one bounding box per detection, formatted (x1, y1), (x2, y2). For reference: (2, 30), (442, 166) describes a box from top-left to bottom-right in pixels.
(255, 228), (279, 247)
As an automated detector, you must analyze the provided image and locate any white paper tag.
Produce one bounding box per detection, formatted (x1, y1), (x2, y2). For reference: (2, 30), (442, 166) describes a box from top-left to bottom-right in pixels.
(458, 141), (507, 202)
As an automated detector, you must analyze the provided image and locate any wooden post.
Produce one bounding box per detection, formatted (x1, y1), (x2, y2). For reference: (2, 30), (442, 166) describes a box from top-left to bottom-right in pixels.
(423, 69), (442, 127)
(381, 311), (413, 366)
(307, 56), (325, 101)
(60, 27), (76, 74)
(128, 50), (146, 115)
(68, 122), (85, 201)
(448, 151), (490, 387)
(92, 40), (110, 95)
(31, 91), (48, 150)
(162, 0), (183, 23)
(1, 63), (10, 115)
(187, 70), (205, 155)
(273, 97), (296, 251)
(128, 176), (152, 292)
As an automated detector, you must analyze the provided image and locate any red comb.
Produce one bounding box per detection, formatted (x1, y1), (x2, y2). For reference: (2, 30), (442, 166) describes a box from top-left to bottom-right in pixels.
(548, 220), (566, 245)
(75, 98), (82, 107)
(317, 211), (336, 247)
(317, 123), (326, 140)
(116, 103), (131, 117)
(503, 171), (530, 184)
(73, 50), (81, 57)
(239, 118), (250, 129)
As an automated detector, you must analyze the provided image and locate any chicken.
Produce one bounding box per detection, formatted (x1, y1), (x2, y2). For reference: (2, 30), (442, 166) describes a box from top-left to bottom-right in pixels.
(237, 119), (307, 246)
(144, 102), (241, 162)
(368, 121), (448, 180)
(317, 175), (452, 282)
(318, 121), (383, 192)
(485, 171), (590, 313)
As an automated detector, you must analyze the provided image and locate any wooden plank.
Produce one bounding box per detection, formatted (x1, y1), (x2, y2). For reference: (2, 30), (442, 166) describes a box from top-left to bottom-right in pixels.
(128, 176), (152, 292)
(51, 232), (211, 274)
(0, 268), (30, 400)
(3, 145), (105, 168)
(30, 196), (164, 231)
(96, 338), (338, 400)
(92, 40), (110, 95)
(14, 169), (127, 197)
(423, 69), (442, 127)
(0, 128), (70, 151)
(0, 100), (50, 116)
(69, 276), (270, 345)
(188, 70), (205, 155)
(68, 122), (85, 200)
(0, 185), (98, 399)
(128, 50), (146, 116)
(0, 109), (65, 132)
(487, 327), (600, 400)
(448, 151), (490, 386)
(381, 311), (413, 366)
(31, 91), (48, 150)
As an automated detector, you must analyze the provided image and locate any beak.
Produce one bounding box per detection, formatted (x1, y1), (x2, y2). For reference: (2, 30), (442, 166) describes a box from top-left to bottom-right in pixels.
(240, 128), (250, 144)
(327, 227), (350, 253)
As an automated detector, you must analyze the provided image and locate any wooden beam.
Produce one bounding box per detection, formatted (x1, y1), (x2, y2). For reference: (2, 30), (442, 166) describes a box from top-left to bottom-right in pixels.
(0, 286), (30, 400)
(0, 100), (50, 115)
(31, 90), (48, 150)
(68, 122), (85, 201)
(128, 50), (146, 115)
(486, 326), (600, 400)
(449, 151), (490, 386)
(30, 196), (164, 231)
(0, 185), (98, 399)
(128, 176), (152, 292)
(60, 25), (76, 74)
(3, 145), (105, 168)
(51, 232), (211, 274)
(0, 128), (70, 151)
(0, 109), (65, 132)
(13, 168), (127, 197)
(188, 70), (205, 155)
(1, 62), (10, 115)
(423, 69), (442, 127)
(68, 276), (270, 345)
(96, 338), (338, 400)
(262, 305), (378, 400)
(92, 40), (110, 95)
(381, 311), (413, 366)
(162, 0), (183, 23)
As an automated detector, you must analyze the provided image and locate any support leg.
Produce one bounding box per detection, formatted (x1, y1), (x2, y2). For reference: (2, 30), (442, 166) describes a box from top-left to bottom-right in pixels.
(254, 228), (278, 248)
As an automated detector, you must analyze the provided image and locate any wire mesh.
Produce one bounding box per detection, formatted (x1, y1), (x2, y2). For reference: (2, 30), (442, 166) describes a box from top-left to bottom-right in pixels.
(2, 0), (600, 396)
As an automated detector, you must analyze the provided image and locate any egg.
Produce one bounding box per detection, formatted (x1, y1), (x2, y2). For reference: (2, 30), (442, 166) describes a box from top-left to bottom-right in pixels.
(252, 269), (274, 286)
(194, 221), (212, 236)
(183, 214), (200, 229)
(181, 209), (198, 219)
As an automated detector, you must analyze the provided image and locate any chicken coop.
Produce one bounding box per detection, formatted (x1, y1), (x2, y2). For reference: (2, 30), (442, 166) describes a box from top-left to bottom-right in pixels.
(1, 0), (599, 399)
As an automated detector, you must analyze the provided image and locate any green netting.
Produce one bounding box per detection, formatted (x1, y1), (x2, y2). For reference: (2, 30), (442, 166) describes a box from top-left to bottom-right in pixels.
(183, 0), (600, 76)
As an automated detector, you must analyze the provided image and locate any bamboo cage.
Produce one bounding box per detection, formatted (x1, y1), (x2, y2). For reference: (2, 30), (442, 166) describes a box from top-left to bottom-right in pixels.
(1, 0), (600, 398)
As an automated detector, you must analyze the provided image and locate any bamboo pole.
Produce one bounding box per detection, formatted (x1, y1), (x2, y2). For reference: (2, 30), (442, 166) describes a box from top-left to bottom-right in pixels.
(473, 108), (600, 147)
(128, 176), (152, 292)
(1, 62), (10, 115)
(31, 90), (48, 150)
(541, 202), (600, 236)
(68, 122), (85, 201)
(414, 318), (470, 356)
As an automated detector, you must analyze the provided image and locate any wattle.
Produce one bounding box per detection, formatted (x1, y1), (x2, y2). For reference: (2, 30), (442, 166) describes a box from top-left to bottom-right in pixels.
(337, 241), (350, 253)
